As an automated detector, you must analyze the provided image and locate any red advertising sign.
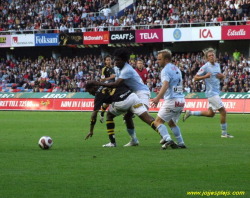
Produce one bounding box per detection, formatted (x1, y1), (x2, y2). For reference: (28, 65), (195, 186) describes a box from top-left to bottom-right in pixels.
(136, 29), (163, 43)
(222, 25), (250, 40)
(53, 99), (94, 111)
(182, 99), (247, 113)
(0, 99), (54, 110)
(0, 98), (249, 113)
(83, 31), (109, 44)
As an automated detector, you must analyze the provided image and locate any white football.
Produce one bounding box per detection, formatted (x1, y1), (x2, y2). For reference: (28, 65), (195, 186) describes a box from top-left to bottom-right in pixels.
(38, 136), (53, 150)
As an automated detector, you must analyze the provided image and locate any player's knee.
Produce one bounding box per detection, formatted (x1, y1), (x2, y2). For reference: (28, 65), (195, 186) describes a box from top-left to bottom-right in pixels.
(106, 112), (114, 120)
(208, 111), (215, 117)
(124, 113), (131, 121)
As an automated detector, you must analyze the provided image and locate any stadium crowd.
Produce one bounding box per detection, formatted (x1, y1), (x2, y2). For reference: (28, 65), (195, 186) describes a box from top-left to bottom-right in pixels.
(0, 0), (119, 33)
(1, 0), (250, 34)
(135, 0), (250, 27)
(0, 49), (250, 93)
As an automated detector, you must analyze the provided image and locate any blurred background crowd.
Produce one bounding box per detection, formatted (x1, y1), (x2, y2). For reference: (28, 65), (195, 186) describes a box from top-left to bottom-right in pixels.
(0, 49), (250, 93)
(0, 0), (250, 33)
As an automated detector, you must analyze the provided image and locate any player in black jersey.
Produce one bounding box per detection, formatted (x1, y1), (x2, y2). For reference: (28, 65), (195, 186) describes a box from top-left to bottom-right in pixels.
(99, 55), (116, 123)
(84, 82), (170, 148)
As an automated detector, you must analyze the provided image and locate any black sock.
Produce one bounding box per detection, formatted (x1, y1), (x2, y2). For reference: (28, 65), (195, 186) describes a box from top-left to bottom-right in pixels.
(150, 121), (159, 134)
(101, 106), (108, 117)
(106, 120), (115, 143)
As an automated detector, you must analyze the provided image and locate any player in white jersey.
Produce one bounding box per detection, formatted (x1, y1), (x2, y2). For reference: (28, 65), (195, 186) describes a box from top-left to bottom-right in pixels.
(151, 49), (186, 149)
(93, 48), (161, 147)
(183, 48), (233, 138)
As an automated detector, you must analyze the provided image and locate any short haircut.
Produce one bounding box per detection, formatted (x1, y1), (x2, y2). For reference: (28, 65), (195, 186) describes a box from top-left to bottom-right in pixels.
(113, 48), (130, 62)
(203, 48), (215, 59)
(85, 82), (95, 90)
(104, 55), (111, 61)
(158, 49), (172, 61)
(137, 59), (144, 63)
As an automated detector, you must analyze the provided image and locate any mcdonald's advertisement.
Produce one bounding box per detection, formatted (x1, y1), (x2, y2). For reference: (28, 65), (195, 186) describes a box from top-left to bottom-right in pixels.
(83, 31), (109, 44)
(59, 32), (83, 45)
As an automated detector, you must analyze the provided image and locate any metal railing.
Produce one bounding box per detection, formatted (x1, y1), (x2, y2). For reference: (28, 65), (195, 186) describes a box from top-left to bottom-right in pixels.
(0, 20), (248, 35)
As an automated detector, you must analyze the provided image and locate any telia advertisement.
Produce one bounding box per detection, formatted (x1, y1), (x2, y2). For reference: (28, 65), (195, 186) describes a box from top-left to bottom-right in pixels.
(136, 29), (163, 43)
(222, 25), (250, 40)
(0, 35), (11, 47)
(35, 33), (59, 46)
(11, 34), (35, 47)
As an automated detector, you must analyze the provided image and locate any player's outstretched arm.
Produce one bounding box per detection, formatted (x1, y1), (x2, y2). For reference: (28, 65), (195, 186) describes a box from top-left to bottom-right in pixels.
(85, 111), (98, 140)
(95, 78), (124, 88)
(101, 74), (116, 82)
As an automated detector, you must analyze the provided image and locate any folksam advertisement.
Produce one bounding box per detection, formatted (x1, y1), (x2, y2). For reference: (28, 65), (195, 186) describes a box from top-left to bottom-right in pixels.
(35, 33), (59, 46)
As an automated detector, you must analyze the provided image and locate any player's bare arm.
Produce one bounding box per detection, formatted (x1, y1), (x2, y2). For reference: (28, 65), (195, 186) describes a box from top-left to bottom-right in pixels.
(151, 81), (169, 108)
(216, 73), (225, 79)
(194, 72), (211, 81)
(96, 78), (124, 88)
(85, 111), (98, 140)
(103, 74), (116, 82)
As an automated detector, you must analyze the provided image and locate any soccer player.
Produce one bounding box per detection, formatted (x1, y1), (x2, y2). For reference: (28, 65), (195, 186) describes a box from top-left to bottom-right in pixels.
(91, 48), (160, 147)
(151, 49), (186, 149)
(183, 48), (233, 138)
(99, 55), (116, 123)
(84, 82), (158, 147)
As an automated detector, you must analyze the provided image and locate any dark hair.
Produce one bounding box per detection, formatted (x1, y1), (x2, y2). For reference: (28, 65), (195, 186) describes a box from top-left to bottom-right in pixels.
(104, 55), (111, 61)
(85, 82), (95, 90)
(113, 48), (130, 62)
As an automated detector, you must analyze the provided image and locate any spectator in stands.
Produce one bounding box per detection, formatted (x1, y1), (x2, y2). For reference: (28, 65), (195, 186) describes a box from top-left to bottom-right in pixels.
(233, 49), (241, 62)
(44, 78), (52, 89)
(68, 24), (74, 33)
(17, 77), (25, 88)
(25, 81), (33, 89)
(100, 5), (111, 17)
(1, 70), (9, 81)
(135, 59), (148, 85)
(59, 23), (68, 32)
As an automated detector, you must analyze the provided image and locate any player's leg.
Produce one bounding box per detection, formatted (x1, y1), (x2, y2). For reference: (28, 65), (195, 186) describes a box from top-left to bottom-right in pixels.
(136, 90), (160, 135)
(209, 95), (233, 137)
(102, 111), (117, 147)
(153, 115), (178, 149)
(123, 110), (139, 146)
(183, 98), (216, 122)
(100, 103), (109, 123)
(168, 118), (186, 148)
(219, 106), (233, 138)
(111, 94), (140, 146)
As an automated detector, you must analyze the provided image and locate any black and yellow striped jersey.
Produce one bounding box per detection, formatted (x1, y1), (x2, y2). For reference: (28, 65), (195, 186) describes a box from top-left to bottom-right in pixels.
(94, 86), (132, 111)
(101, 66), (115, 82)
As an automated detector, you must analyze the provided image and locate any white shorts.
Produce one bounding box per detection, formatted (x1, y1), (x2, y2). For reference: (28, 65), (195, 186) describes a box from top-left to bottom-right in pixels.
(208, 95), (224, 111)
(108, 93), (147, 117)
(157, 98), (185, 123)
(134, 90), (150, 108)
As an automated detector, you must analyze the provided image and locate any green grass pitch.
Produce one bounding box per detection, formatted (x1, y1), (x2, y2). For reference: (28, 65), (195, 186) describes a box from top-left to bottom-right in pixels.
(0, 111), (249, 198)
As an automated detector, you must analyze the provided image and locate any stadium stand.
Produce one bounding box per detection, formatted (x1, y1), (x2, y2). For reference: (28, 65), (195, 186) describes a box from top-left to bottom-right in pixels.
(1, 0), (249, 33)
(0, 51), (250, 93)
